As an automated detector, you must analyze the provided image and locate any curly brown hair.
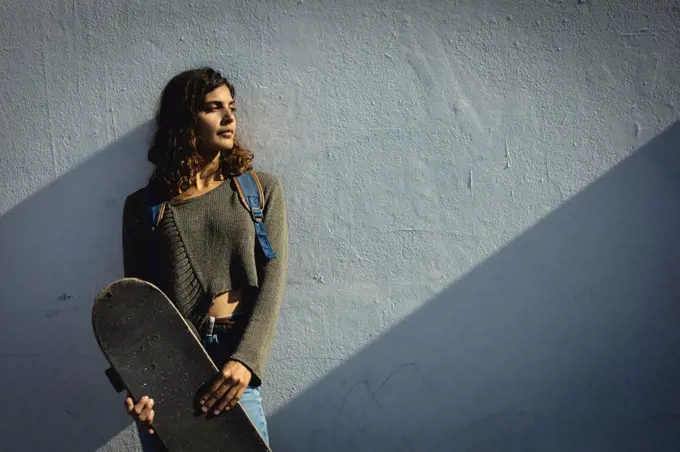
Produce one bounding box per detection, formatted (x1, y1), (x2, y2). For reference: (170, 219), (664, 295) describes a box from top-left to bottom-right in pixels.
(147, 67), (253, 200)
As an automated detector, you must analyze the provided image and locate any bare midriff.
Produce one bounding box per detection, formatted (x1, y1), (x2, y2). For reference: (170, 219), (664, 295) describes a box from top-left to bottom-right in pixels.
(207, 287), (254, 319)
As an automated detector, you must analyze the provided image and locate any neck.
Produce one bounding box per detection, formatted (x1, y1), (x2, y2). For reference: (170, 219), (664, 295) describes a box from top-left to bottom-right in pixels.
(194, 152), (222, 190)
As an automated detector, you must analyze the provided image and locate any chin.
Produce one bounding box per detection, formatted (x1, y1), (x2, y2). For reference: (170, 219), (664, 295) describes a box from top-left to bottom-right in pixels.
(219, 142), (235, 152)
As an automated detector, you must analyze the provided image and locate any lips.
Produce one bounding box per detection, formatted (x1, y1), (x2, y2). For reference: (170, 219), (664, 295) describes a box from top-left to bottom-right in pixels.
(218, 130), (234, 137)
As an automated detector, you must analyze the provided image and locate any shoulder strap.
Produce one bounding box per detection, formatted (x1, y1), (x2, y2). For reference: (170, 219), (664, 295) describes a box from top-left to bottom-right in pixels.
(145, 185), (166, 231)
(234, 171), (277, 261)
(144, 185), (166, 283)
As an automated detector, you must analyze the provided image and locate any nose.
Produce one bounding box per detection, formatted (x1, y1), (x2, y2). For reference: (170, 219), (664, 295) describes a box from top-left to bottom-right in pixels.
(221, 110), (235, 125)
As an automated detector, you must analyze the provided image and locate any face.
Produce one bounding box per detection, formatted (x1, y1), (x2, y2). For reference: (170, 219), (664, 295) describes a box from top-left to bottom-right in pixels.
(195, 84), (237, 159)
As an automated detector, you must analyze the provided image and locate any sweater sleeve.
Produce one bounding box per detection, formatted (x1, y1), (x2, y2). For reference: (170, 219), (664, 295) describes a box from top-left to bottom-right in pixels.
(231, 176), (289, 386)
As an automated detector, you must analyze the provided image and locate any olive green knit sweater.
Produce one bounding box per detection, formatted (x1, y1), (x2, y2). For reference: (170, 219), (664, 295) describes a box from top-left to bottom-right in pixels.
(122, 171), (288, 386)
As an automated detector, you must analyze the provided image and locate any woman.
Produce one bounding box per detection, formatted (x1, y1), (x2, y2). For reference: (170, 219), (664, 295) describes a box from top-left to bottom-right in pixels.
(121, 67), (288, 448)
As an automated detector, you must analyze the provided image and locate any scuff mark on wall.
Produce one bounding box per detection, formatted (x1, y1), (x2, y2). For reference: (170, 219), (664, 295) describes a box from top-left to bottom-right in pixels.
(618, 28), (659, 38)
(344, 362), (431, 441)
(397, 12), (489, 149)
(505, 138), (511, 169)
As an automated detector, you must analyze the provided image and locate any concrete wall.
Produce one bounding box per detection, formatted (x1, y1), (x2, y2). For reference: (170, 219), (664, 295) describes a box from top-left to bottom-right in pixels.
(1, 0), (679, 450)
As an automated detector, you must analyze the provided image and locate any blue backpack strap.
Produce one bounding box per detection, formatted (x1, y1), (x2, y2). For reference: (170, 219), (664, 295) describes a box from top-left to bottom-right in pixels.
(234, 171), (277, 261)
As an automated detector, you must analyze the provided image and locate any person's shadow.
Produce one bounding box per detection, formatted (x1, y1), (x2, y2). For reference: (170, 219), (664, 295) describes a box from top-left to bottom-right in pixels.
(0, 122), (157, 451)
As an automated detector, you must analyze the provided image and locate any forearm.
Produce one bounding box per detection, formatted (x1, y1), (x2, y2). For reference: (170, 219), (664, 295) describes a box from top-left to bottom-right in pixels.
(231, 177), (289, 385)
(231, 253), (288, 385)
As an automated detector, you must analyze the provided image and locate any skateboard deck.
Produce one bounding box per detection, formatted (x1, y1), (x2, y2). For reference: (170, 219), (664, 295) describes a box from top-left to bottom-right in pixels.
(92, 278), (271, 451)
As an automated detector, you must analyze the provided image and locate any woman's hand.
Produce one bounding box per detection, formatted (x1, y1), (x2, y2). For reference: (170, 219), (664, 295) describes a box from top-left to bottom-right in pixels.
(200, 360), (252, 415)
(125, 395), (155, 435)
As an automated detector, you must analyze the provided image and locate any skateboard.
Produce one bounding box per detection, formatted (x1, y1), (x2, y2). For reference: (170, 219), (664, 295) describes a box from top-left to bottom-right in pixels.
(92, 277), (271, 451)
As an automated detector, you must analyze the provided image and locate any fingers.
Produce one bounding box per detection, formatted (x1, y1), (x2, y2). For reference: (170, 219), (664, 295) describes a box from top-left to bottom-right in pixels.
(201, 365), (233, 405)
(209, 371), (232, 397)
(201, 362), (252, 415)
(216, 385), (240, 413)
(125, 396), (134, 413)
(146, 406), (156, 435)
(215, 384), (246, 414)
(125, 395), (155, 430)
(201, 370), (236, 413)
(199, 377), (221, 411)
(138, 399), (155, 423)
(201, 381), (233, 413)
(213, 385), (238, 415)
(134, 396), (149, 415)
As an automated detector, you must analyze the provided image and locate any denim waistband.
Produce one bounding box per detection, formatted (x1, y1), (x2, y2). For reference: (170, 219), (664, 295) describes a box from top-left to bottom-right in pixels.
(202, 312), (245, 335)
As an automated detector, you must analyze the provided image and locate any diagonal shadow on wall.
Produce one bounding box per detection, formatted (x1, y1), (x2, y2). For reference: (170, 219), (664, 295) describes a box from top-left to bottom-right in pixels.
(267, 121), (680, 452)
(0, 123), (155, 451)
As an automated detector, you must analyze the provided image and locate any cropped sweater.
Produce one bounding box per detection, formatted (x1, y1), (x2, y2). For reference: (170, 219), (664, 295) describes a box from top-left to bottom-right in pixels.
(121, 171), (288, 386)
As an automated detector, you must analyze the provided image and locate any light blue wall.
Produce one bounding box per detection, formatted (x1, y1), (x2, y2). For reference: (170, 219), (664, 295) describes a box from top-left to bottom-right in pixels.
(1, 0), (679, 450)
